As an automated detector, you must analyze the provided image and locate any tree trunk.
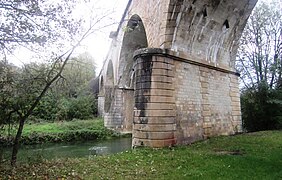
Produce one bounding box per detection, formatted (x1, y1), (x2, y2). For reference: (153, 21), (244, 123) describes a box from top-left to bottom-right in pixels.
(10, 118), (25, 167)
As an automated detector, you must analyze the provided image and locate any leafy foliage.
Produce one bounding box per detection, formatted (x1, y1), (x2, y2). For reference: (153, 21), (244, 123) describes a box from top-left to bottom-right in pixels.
(31, 53), (98, 121)
(34, 95), (98, 121)
(241, 84), (282, 131)
(0, 60), (18, 126)
(237, 1), (282, 131)
(55, 52), (97, 98)
(0, 53), (98, 123)
(0, 0), (81, 52)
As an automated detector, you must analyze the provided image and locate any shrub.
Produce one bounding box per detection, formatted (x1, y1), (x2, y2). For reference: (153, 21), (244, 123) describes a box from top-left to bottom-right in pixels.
(33, 94), (59, 122)
(30, 90), (98, 121)
(241, 84), (282, 132)
(67, 95), (97, 120)
(56, 95), (97, 121)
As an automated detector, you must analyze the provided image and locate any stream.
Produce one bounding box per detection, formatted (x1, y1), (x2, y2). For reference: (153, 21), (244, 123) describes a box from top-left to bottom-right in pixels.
(1, 138), (132, 163)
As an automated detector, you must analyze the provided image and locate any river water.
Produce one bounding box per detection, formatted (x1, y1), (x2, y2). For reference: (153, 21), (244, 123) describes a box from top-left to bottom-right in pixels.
(1, 138), (132, 163)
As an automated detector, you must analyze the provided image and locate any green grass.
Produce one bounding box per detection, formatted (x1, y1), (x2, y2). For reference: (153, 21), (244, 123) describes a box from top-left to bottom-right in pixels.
(22, 118), (106, 135)
(0, 118), (117, 145)
(1, 130), (282, 179)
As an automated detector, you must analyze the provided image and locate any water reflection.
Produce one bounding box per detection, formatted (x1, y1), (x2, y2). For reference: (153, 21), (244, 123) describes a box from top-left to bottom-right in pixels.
(2, 138), (132, 163)
(88, 146), (108, 156)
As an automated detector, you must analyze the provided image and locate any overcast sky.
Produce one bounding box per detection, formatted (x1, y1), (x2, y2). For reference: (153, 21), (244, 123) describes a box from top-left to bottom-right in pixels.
(11, 0), (279, 73)
(11, 0), (129, 73)
(77, 0), (129, 72)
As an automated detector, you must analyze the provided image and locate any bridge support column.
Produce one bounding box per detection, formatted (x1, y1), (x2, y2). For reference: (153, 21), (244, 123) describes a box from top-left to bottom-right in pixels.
(132, 47), (242, 147)
(133, 48), (177, 148)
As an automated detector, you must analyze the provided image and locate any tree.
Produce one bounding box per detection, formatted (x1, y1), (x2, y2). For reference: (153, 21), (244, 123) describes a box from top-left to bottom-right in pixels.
(236, 1), (282, 131)
(237, 1), (282, 89)
(32, 52), (98, 121)
(0, 0), (114, 166)
(0, 59), (15, 126)
(0, 0), (81, 53)
(0, 0), (83, 165)
(58, 52), (97, 98)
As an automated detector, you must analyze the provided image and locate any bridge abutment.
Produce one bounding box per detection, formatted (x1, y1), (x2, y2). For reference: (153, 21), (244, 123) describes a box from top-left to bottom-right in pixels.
(132, 48), (242, 147)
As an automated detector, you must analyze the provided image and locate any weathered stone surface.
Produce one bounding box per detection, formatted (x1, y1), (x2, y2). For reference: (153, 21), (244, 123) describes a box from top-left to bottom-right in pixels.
(134, 117), (176, 124)
(98, 0), (258, 147)
(132, 138), (176, 148)
(134, 124), (177, 132)
(133, 130), (175, 140)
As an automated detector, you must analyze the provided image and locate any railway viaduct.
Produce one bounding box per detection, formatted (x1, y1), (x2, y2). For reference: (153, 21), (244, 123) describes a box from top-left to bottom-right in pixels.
(97, 0), (258, 147)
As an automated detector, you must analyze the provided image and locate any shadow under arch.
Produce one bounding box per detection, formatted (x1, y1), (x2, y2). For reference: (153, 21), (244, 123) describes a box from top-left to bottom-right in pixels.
(104, 60), (114, 113)
(118, 14), (148, 88)
(99, 76), (104, 95)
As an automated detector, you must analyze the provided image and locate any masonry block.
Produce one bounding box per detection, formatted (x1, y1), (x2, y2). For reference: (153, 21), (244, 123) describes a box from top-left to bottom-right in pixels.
(133, 130), (175, 140)
(132, 138), (177, 148)
(134, 124), (177, 132)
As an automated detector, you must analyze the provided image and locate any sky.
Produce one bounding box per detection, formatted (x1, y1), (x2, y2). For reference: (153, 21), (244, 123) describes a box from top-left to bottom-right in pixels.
(75, 0), (129, 72)
(11, 0), (129, 73)
(11, 0), (280, 73)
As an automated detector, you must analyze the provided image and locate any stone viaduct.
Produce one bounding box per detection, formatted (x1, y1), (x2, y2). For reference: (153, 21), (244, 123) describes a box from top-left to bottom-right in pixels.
(97, 0), (258, 147)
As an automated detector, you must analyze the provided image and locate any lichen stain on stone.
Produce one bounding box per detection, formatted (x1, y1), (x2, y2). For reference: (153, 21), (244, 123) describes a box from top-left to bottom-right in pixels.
(135, 56), (153, 120)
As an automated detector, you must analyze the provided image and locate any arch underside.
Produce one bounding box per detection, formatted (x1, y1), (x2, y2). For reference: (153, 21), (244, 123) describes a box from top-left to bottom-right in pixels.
(118, 14), (148, 88)
(103, 14), (148, 131)
(166, 0), (257, 70)
(104, 60), (114, 113)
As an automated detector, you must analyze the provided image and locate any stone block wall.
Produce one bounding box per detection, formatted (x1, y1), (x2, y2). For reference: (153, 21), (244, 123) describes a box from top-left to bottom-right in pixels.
(174, 60), (242, 144)
(121, 89), (134, 132)
(129, 0), (170, 48)
(173, 62), (204, 144)
(103, 87), (135, 132)
(133, 48), (242, 147)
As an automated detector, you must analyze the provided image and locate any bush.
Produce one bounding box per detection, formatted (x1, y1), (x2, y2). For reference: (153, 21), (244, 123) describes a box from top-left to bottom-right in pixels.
(67, 96), (97, 120)
(32, 93), (98, 122)
(56, 95), (97, 121)
(241, 84), (282, 132)
(33, 95), (59, 121)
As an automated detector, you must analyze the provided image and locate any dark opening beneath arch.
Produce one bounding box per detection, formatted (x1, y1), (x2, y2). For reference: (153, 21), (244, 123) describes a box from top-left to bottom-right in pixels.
(118, 14), (148, 89)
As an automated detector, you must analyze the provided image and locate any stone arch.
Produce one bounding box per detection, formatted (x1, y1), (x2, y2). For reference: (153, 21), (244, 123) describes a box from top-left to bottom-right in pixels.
(118, 14), (148, 88)
(104, 60), (114, 113)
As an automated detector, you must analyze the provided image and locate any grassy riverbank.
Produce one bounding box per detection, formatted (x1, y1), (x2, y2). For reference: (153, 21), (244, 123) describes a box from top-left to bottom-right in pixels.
(1, 131), (282, 179)
(0, 118), (121, 146)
